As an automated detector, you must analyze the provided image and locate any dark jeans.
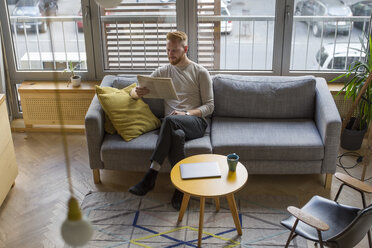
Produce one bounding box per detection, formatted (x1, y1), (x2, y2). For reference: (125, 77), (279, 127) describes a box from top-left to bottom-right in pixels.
(150, 115), (208, 167)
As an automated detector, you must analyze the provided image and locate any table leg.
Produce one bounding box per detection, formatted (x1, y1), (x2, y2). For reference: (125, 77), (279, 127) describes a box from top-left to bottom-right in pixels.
(198, 197), (205, 248)
(226, 193), (242, 235)
(215, 197), (220, 212)
(177, 193), (190, 222)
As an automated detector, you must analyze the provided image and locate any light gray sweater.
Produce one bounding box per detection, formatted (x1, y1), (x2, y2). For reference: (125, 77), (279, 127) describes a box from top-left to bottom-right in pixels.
(151, 62), (214, 117)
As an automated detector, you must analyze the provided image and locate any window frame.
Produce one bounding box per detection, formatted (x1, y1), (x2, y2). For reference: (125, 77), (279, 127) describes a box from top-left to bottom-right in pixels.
(1, 0), (371, 117)
(0, 0), (97, 117)
(0, 0), (97, 80)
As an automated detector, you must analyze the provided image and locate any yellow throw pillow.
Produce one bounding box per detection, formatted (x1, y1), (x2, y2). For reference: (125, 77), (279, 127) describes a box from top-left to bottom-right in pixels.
(96, 84), (161, 141)
(104, 114), (116, 134)
(97, 84), (136, 134)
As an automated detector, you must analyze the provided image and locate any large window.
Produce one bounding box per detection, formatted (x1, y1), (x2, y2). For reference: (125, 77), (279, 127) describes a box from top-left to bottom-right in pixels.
(0, 0), (371, 116)
(197, 0), (276, 71)
(6, 0), (87, 71)
(290, 0), (371, 71)
(3, 0), (370, 75)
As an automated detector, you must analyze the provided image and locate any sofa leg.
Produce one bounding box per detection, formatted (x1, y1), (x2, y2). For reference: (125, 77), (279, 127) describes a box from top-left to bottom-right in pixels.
(324, 174), (332, 189)
(93, 169), (101, 184)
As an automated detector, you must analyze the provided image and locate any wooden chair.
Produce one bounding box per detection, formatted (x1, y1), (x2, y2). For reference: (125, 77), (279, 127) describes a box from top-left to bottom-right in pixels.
(281, 172), (372, 248)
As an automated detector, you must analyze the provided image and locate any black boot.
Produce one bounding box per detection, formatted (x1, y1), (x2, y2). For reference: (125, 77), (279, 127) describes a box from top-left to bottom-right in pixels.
(171, 189), (184, 210)
(129, 169), (158, 196)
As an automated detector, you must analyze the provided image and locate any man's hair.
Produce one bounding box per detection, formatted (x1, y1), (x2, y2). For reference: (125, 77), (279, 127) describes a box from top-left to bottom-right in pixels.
(166, 31), (188, 46)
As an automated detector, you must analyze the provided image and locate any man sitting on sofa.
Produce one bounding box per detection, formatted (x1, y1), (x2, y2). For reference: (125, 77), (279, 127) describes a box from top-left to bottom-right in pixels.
(128, 31), (214, 210)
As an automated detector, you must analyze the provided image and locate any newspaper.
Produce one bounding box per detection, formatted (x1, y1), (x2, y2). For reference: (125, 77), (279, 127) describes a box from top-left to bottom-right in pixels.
(137, 75), (179, 100)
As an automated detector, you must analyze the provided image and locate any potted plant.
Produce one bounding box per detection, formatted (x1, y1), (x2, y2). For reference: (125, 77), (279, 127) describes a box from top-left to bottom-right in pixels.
(331, 36), (372, 150)
(65, 61), (81, 87)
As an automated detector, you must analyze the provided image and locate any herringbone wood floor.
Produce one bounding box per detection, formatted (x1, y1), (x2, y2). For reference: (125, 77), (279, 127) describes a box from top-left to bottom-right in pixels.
(0, 132), (372, 248)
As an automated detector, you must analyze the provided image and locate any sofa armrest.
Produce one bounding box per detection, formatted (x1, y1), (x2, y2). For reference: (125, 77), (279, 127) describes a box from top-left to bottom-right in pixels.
(85, 95), (105, 169)
(314, 78), (342, 174)
(84, 75), (116, 170)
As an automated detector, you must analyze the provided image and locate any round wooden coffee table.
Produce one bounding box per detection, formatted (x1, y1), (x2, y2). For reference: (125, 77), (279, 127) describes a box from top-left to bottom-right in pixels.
(170, 154), (248, 247)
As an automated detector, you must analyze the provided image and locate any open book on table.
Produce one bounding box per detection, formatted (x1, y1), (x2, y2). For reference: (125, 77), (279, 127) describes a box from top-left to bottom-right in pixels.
(137, 75), (179, 100)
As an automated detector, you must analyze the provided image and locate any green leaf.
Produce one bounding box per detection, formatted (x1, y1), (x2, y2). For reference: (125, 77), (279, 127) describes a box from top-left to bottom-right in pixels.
(332, 34), (372, 127)
(330, 73), (346, 82)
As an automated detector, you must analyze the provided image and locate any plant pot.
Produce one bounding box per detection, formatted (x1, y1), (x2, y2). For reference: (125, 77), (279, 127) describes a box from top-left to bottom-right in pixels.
(341, 117), (367, 150)
(70, 75), (81, 87)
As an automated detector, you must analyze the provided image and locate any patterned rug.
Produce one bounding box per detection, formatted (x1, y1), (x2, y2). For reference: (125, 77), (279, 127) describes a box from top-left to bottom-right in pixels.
(81, 192), (307, 248)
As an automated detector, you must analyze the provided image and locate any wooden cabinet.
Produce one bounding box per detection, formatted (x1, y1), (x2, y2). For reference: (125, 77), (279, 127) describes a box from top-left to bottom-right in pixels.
(0, 94), (18, 206)
(18, 81), (99, 130)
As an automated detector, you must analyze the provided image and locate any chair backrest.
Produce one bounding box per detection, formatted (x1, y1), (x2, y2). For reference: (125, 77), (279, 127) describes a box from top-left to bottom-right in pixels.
(328, 204), (372, 247)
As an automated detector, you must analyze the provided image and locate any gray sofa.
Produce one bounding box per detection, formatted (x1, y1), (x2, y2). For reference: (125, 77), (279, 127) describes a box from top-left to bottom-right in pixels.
(85, 74), (341, 188)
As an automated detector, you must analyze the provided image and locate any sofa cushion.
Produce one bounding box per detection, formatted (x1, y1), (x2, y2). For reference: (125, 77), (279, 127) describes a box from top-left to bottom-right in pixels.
(211, 117), (324, 161)
(212, 75), (316, 118)
(101, 119), (212, 171)
(113, 75), (137, 89)
(97, 82), (134, 134)
(101, 130), (159, 171)
(114, 75), (164, 118)
(96, 84), (161, 142)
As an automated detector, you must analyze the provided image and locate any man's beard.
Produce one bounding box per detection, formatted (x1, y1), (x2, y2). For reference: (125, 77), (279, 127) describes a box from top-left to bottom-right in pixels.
(169, 52), (185, 65)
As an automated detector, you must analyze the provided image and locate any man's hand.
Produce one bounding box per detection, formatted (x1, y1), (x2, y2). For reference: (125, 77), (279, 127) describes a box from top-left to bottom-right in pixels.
(170, 109), (202, 117)
(135, 86), (150, 98)
(170, 110), (187, 115)
(130, 86), (150, 99)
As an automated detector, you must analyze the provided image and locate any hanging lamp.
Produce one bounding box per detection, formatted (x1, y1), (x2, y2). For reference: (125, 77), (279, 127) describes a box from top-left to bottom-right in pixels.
(56, 84), (93, 246)
(42, 16), (94, 246)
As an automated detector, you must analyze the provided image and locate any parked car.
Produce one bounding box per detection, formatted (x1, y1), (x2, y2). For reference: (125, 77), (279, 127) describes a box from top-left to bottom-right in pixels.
(350, 1), (372, 31)
(314, 43), (364, 70)
(295, 0), (353, 37)
(11, 0), (57, 32)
